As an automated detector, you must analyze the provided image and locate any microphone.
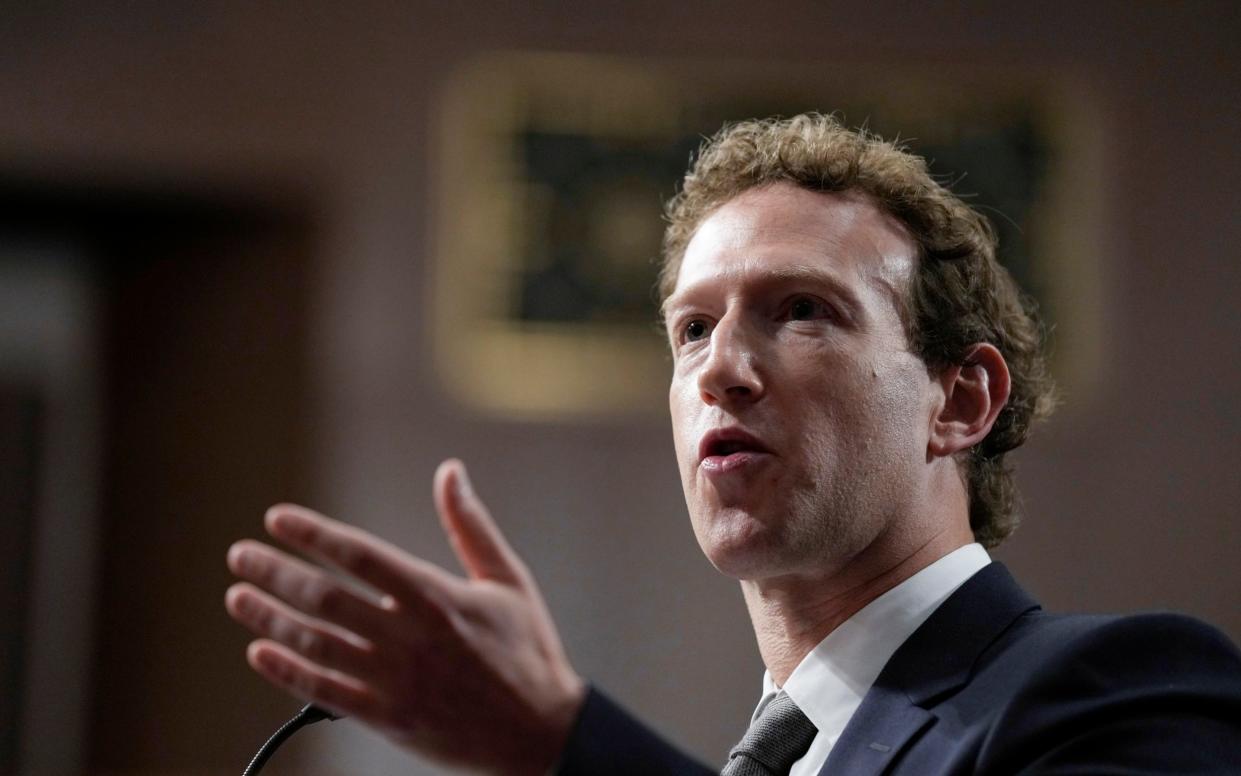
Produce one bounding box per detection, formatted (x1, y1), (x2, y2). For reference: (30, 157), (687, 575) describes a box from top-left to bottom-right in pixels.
(242, 703), (341, 775)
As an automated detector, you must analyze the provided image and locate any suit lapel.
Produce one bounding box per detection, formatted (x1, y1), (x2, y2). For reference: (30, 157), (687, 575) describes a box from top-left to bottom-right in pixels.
(817, 684), (934, 774)
(818, 563), (1040, 776)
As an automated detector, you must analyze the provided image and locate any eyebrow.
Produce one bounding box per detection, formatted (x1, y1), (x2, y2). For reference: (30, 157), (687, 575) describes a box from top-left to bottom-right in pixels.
(661, 263), (865, 320)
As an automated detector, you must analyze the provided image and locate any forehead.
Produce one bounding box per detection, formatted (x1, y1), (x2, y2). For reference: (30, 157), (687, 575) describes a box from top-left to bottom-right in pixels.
(671, 183), (917, 303)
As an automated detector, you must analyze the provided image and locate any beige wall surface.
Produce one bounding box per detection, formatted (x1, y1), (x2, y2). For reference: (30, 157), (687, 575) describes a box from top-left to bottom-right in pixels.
(2, 2), (1238, 773)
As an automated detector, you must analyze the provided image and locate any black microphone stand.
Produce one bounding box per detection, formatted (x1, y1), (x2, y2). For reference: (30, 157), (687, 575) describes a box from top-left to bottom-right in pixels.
(243, 704), (340, 776)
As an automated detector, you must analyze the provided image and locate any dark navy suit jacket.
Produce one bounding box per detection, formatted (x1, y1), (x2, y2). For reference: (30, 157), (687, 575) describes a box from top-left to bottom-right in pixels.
(556, 563), (1241, 775)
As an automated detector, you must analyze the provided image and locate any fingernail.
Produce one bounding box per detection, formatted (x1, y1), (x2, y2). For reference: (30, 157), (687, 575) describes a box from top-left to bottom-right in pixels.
(250, 643), (281, 674)
(227, 544), (248, 572)
(455, 466), (474, 501)
(266, 509), (297, 537)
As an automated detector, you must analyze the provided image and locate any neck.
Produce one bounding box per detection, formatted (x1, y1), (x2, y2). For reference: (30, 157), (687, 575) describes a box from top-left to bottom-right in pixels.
(741, 521), (971, 686)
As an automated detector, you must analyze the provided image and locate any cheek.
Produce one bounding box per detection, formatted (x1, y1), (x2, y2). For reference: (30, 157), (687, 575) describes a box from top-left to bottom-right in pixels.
(795, 354), (926, 452)
(668, 381), (697, 470)
(865, 359), (935, 455)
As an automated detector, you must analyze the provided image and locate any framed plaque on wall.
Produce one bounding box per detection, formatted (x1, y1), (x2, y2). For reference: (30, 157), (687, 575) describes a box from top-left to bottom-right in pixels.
(431, 52), (1103, 419)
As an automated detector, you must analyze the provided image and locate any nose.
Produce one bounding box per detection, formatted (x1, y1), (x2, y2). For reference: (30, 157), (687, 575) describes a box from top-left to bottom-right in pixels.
(697, 313), (765, 407)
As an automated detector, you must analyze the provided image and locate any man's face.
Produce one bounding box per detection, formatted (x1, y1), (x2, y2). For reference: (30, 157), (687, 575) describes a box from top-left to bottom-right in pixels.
(665, 183), (940, 583)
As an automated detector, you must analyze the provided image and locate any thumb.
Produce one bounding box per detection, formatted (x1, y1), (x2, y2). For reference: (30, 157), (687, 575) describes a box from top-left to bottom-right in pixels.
(433, 459), (528, 586)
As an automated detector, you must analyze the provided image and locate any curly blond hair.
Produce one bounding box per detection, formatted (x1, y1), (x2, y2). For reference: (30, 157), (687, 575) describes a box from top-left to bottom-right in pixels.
(660, 113), (1056, 547)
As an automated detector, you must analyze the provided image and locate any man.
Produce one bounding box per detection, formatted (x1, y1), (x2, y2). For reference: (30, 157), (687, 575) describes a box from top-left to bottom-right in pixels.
(225, 114), (1241, 774)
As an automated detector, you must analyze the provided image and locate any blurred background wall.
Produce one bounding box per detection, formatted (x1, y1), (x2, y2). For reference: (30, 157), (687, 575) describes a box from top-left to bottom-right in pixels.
(1, 2), (1238, 774)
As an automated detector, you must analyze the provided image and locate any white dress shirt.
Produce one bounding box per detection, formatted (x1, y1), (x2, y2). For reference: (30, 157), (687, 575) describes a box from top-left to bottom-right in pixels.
(747, 544), (991, 776)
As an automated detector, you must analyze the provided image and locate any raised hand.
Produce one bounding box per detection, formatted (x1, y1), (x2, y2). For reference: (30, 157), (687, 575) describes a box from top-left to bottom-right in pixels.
(225, 459), (586, 775)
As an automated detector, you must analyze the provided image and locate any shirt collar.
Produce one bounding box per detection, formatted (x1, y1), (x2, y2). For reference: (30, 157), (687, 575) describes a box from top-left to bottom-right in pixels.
(755, 544), (991, 739)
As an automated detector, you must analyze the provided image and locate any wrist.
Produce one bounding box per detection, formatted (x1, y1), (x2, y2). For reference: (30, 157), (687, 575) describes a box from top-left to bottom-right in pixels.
(518, 672), (587, 776)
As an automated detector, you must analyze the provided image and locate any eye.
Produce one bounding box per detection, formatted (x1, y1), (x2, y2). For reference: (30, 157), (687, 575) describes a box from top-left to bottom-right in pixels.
(784, 295), (831, 322)
(684, 319), (710, 342)
(790, 298), (816, 320)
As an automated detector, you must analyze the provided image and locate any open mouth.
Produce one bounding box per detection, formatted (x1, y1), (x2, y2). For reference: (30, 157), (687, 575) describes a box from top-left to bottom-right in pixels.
(708, 439), (757, 456)
(699, 429), (772, 465)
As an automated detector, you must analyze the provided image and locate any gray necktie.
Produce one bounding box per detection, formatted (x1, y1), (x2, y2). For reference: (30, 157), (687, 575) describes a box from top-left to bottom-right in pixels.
(721, 692), (818, 776)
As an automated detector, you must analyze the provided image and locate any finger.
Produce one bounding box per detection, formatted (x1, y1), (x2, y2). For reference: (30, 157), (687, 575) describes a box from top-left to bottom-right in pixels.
(246, 639), (379, 720)
(264, 503), (461, 612)
(227, 582), (379, 680)
(227, 539), (401, 641)
(433, 459), (528, 586)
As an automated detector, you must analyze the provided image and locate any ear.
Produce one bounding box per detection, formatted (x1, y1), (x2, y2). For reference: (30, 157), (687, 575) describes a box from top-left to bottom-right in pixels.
(928, 343), (1011, 459)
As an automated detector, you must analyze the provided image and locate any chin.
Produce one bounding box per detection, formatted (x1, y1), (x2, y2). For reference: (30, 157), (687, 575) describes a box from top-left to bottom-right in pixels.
(705, 549), (766, 580)
(694, 509), (790, 580)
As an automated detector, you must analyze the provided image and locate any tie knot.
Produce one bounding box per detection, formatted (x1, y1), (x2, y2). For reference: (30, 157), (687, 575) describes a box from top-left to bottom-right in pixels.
(722, 692), (818, 776)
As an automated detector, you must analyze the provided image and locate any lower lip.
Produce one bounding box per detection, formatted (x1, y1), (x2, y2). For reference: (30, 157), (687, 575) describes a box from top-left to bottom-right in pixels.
(701, 451), (771, 476)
